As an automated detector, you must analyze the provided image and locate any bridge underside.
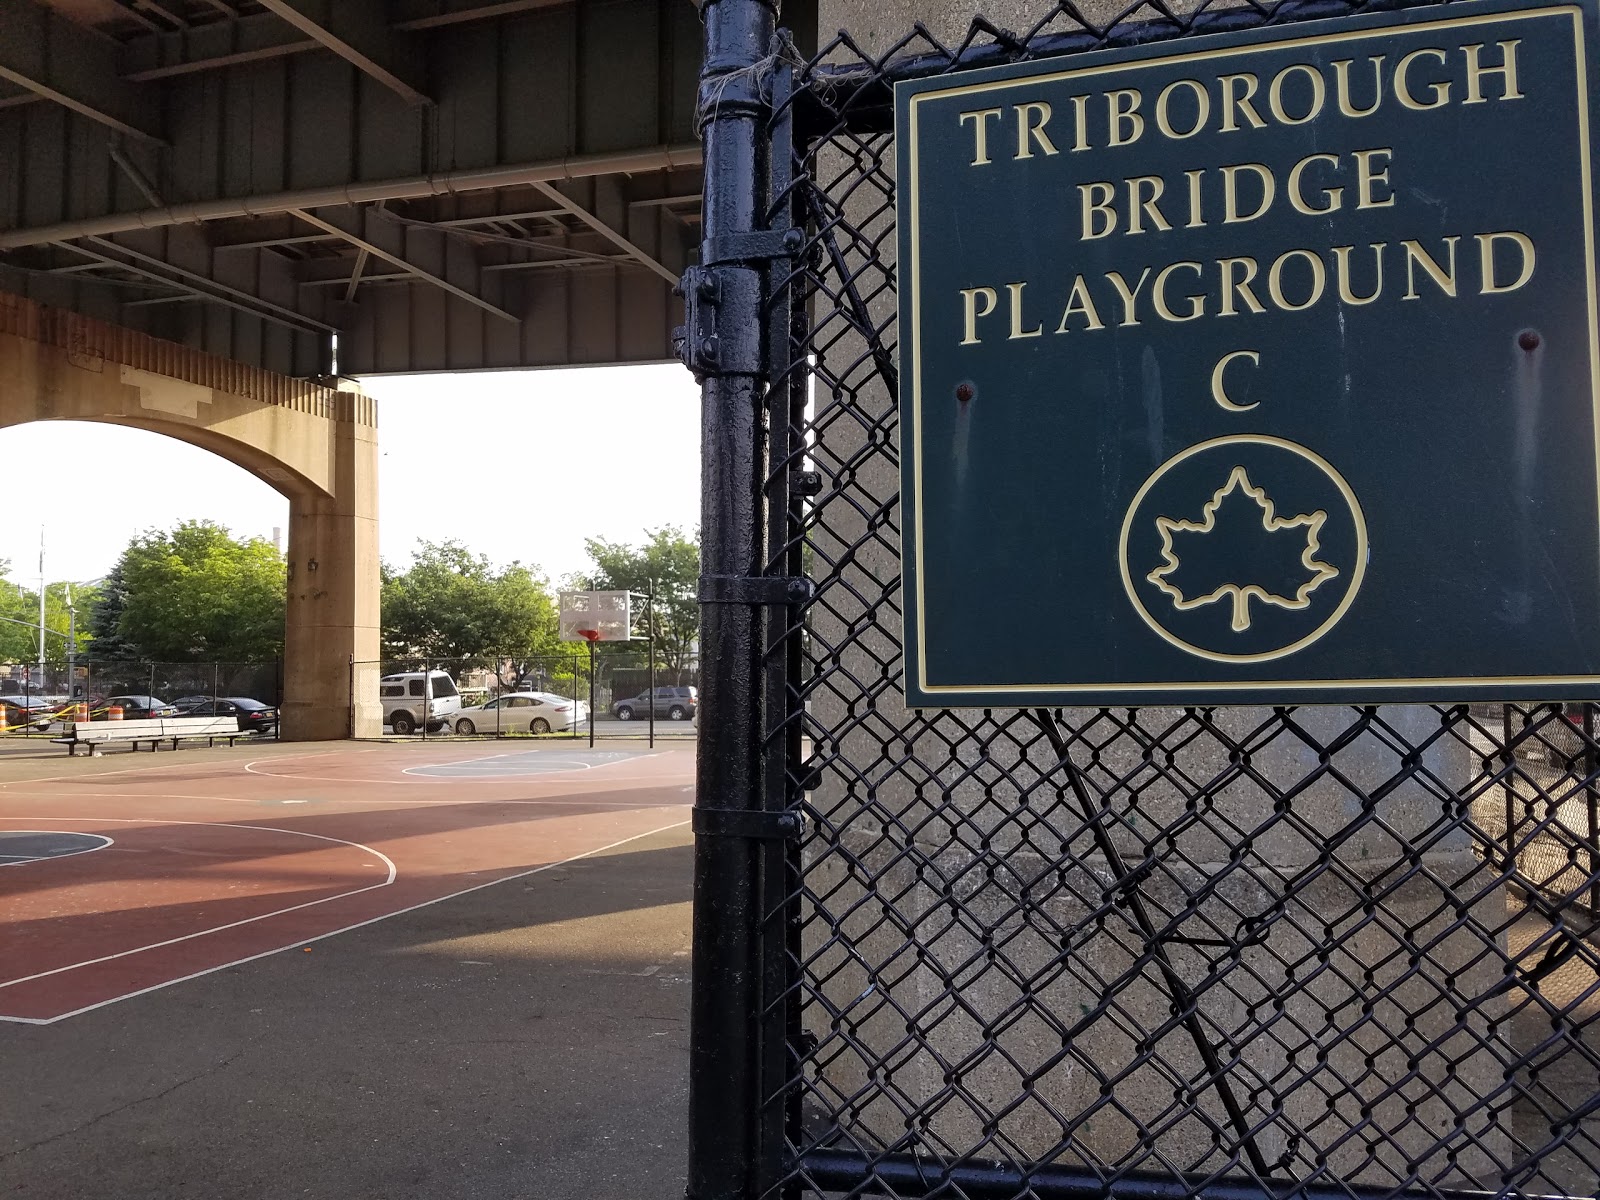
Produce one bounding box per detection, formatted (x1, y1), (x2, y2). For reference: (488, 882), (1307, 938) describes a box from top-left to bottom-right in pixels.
(0, 0), (813, 377)
(0, 0), (821, 738)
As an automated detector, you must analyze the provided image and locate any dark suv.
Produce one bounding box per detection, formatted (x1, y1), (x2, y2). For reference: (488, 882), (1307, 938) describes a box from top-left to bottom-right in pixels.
(611, 686), (697, 721)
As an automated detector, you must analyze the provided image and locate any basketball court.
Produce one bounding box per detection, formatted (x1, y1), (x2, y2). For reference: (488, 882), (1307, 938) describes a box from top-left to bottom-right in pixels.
(0, 740), (693, 1024)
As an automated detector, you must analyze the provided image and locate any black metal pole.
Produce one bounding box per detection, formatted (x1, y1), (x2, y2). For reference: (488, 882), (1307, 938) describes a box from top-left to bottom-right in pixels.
(587, 639), (596, 749)
(647, 586), (656, 750)
(687, 0), (776, 1196)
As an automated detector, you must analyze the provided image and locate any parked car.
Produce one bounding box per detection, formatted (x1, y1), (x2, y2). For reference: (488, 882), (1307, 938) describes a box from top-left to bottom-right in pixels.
(379, 670), (461, 734)
(0, 695), (71, 731)
(452, 692), (587, 736)
(93, 695), (178, 720)
(175, 696), (279, 734)
(611, 685), (697, 721)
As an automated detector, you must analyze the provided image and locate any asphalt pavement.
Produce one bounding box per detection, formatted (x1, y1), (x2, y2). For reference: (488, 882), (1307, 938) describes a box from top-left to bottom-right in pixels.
(0, 822), (694, 1200)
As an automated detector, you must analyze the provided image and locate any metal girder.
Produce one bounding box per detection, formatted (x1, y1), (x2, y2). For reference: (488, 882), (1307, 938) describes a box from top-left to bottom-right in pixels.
(288, 205), (517, 323)
(255, 0), (430, 106)
(108, 145), (163, 206)
(122, 38), (319, 83)
(0, 145), (702, 251)
(529, 180), (678, 284)
(56, 238), (332, 335)
(392, 0), (573, 31)
(0, 0), (163, 143)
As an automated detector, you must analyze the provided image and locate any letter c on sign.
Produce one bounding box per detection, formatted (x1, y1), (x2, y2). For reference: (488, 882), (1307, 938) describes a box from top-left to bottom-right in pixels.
(1211, 350), (1261, 411)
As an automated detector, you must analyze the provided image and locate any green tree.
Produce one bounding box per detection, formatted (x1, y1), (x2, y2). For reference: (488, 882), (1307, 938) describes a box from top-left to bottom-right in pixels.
(0, 567), (101, 666)
(584, 526), (700, 676)
(107, 521), (285, 661)
(381, 540), (562, 686)
(86, 562), (135, 659)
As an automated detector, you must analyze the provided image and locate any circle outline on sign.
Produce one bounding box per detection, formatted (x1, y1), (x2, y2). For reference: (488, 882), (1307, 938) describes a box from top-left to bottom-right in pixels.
(1118, 434), (1368, 664)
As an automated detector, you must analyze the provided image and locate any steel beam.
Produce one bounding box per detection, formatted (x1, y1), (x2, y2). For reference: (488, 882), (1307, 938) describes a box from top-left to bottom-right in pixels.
(255, 0), (431, 106)
(288, 205), (518, 323)
(392, 0), (573, 30)
(55, 239), (332, 335)
(108, 145), (163, 207)
(530, 180), (678, 284)
(122, 38), (319, 83)
(0, 0), (163, 143)
(0, 144), (703, 251)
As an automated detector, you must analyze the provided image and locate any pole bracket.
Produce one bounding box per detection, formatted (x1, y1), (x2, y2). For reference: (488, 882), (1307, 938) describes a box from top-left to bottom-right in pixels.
(701, 228), (804, 267)
(693, 807), (802, 840)
(672, 263), (761, 380)
(698, 574), (813, 605)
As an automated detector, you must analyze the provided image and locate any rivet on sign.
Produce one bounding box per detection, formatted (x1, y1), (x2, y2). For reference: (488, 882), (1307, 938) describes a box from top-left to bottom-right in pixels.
(955, 382), (975, 403)
(1517, 330), (1542, 352)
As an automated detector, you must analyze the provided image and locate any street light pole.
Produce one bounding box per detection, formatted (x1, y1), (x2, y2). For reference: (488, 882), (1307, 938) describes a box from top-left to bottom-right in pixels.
(36, 527), (46, 678)
(65, 584), (76, 690)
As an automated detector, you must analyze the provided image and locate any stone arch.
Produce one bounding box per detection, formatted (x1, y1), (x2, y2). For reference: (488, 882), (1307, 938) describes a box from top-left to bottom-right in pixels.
(0, 293), (379, 739)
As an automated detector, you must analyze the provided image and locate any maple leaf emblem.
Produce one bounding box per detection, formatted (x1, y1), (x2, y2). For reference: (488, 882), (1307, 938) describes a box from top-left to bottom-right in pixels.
(1146, 466), (1339, 632)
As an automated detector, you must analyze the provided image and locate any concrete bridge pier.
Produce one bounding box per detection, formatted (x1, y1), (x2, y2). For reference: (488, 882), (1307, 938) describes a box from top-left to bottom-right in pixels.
(283, 392), (382, 742)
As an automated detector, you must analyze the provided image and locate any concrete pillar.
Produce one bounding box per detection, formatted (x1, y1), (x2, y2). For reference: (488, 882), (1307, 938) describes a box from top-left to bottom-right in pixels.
(282, 392), (382, 740)
(800, 0), (1508, 1185)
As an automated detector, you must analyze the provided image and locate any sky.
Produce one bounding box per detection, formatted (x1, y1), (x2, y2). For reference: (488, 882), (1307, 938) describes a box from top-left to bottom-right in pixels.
(0, 363), (702, 590)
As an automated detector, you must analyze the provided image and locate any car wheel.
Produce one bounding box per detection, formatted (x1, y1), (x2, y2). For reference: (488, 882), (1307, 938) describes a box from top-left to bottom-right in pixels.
(616, 705), (634, 721)
(391, 712), (415, 735)
(455, 718), (477, 736)
(668, 705), (687, 721)
(531, 718), (551, 735)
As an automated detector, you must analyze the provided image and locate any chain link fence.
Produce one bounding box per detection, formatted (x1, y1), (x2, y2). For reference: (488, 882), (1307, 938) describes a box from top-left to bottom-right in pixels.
(684, 0), (1600, 1197)
(353, 653), (700, 740)
(0, 659), (281, 736)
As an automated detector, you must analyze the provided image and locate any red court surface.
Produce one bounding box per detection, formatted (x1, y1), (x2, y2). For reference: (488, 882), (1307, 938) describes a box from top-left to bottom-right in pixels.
(0, 742), (692, 1024)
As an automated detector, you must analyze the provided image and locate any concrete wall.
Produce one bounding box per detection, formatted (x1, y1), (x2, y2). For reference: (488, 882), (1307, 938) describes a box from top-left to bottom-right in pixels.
(797, 0), (1507, 1183)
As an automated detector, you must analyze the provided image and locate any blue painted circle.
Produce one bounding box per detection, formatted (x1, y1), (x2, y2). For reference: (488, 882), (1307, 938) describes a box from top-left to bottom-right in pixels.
(0, 830), (113, 866)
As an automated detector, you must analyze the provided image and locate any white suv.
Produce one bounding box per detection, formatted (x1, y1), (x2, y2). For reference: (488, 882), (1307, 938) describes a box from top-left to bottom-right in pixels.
(379, 670), (462, 734)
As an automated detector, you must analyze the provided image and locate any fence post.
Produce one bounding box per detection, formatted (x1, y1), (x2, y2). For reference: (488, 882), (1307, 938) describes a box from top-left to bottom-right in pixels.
(647, 586), (656, 750)
(685, 0), (777, 1195)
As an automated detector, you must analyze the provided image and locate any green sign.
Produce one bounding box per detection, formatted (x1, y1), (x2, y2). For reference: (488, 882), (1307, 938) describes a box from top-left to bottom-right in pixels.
(897, 0), (1600, 707)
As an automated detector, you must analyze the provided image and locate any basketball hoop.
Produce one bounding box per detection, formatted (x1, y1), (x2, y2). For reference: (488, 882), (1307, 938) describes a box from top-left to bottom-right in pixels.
(577, 628), (601, 643)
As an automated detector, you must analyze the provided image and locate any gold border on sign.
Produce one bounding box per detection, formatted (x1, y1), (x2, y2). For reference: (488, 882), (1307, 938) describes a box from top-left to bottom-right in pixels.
(903, 4), (1600, 696)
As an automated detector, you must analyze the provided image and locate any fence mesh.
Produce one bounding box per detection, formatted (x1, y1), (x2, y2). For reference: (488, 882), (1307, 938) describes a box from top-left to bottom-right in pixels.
(752, 3), (1600, 1197)
(0, 660), (280, 734)
(355, 655), (700, 739)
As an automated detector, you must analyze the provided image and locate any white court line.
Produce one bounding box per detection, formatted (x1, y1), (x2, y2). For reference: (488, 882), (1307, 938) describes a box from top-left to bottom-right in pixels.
(0, 817), (690, 1026)
(0, 817), (396, 993)
(0, 789), (688, 810)
(0, 830), (114, 868)
(246, 750), (660, 787)
(0, 747), (360, 792)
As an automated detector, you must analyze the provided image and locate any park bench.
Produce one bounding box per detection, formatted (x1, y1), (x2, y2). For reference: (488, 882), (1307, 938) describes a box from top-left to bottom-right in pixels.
(52, 716), (255, 756)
